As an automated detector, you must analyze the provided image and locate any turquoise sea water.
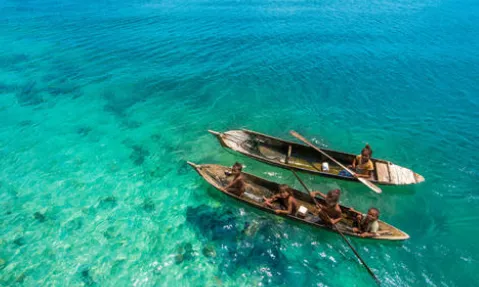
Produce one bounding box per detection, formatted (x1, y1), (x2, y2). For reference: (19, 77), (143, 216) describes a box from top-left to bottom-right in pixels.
(1, 0), (478, 286)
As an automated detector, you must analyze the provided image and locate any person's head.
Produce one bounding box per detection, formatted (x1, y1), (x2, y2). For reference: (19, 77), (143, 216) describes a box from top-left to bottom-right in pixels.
(278, 184), (293, 198)
(366, 207), (379, 221)
(232, 162), (242, 175)
(361, 147), (371, 161)
(325, 189), (341, 206)
(361, 144), (372, 159)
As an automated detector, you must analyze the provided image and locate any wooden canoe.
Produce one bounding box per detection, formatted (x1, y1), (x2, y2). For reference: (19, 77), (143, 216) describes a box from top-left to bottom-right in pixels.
(188, 162), (410, 241)
(208, 129), (425, 186)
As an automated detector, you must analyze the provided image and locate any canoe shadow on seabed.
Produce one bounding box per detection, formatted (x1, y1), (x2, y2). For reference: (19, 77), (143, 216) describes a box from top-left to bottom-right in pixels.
(185, 198), (293, 285)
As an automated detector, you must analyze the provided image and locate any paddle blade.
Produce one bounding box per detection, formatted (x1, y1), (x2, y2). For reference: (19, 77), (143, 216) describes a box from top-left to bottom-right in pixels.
(357, 177), (382, 194)
(290, 130), (305, 142)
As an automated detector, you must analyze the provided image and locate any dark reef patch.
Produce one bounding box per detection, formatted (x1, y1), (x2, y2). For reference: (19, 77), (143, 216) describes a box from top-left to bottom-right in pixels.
(185, 205), (288, 284)
(65, 217), (84, 232)
(79, 267), (97, 286)
(129, 145), (150, 166)
(142, 198), (155, 212)
(16, 81), (44, 106)
(18, 120), (33, 127)
(77, 126), (92, 136)
(102, 89), (147, 118)
(34, 211), (46, 222)
(99, 196), (117, 209)
(13, 237), (26, 246)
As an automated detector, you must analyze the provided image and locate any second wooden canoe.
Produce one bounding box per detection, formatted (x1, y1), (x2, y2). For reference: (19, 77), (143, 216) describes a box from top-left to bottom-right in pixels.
(188, 162), (410, 240)
(208, 129), (425, 186)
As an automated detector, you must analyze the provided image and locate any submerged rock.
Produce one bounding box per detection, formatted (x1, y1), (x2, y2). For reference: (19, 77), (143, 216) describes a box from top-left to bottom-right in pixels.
(174, 242), (197, 264)
(77, 127), (92, 136)
(103, 226), (116, 240)
(174, 254), (184, 264)
(99, 196), (117, 209)
(176, 245), (184, 255)
(110, 259), (126, 276)
(150, 134), (162, 141)
(0, 258), (6, 270)
(142, 198), (155, 212)
(202, 245), (217, 258)
(18, 120), (33, 127)
(129, 145), (150, 166)
(242, 221), (260, 237)
(34, 211), (46, 222)
(65, 217), (84, 232)
(13, 237), (25, 246)
(79, 267), (96, 286)
(16, 81), (44, 106)
(147, 166), (162, 178)
(182, 242), (195, 260)
(16, 272), (26, 283)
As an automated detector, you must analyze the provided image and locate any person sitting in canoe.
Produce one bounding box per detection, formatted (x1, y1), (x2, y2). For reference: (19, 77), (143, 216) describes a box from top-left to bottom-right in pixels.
(349, 144), (374, 178)
(224, 162), (245, 197)
(352, 207), (380, 238)
(310, 189), (343, 225)
(263, 184), (298, 215)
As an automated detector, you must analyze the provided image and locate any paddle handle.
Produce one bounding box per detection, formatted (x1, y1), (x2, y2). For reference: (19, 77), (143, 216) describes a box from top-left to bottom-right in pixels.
(291, 170), (317, 201)
(333, 225), (381, 285)
(290, 131), (355, 174)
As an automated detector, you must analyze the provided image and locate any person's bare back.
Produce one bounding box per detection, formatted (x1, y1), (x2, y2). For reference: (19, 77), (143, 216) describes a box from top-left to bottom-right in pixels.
(310, 189), (343, 225)
(224, 162), (245, 196)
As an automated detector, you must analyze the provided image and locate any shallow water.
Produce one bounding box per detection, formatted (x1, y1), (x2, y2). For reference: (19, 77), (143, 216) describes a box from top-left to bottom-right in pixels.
(1, 0), (478, 286)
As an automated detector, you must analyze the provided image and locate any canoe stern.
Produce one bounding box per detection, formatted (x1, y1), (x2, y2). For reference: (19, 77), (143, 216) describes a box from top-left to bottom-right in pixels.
(414, 172), (425, 183)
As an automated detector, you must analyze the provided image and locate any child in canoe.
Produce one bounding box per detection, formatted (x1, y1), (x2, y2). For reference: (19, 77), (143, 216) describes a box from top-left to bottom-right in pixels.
(351, 207), (380, 238)
(339, 144), (374, 179)
(224, 162), (246, 196)
(351, 144), (374, 178)
(263, 184), (298, 215)
(310, 189), (343, 225)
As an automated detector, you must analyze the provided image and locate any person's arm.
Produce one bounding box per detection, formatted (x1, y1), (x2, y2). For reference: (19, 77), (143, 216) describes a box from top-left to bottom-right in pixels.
(351, 157), (357, 169)
(310, 191), (327, 199)
(356, 161), (374, 178)
(263, 195), (279, 208)
(225, 176), (241, 189)
(360, 221), (379, 237)
(264, 194), (279, 202)
(275, 198), (294, 215)
(359, 231), (377, 238)
(310, 191), (327, 208)
(352, 213), (363, 233)
(275, 209), (290, 215)
(330, 216), (342, 225)
(355, 213), (363, 222)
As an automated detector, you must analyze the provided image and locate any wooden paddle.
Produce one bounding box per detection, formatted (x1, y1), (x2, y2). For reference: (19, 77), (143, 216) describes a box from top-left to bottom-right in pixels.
(290, 131), (382, 194)
(291, 170), (381, 285)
